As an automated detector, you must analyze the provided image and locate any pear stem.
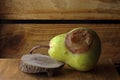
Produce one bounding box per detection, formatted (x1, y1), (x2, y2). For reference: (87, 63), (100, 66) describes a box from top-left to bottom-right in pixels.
(29, 45), (50, 54)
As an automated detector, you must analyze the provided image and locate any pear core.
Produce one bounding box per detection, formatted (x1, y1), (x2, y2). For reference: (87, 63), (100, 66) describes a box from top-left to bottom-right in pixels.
(65, 29), (93, 54)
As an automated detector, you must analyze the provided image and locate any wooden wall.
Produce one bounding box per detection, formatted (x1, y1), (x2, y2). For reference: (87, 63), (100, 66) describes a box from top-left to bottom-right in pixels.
(0, 0), (120, 63)
(0, 24), (120, 63)
(0, 0), (120, 19)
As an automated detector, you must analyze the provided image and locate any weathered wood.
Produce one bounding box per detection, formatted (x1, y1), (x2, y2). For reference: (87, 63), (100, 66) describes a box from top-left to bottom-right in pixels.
(0, 24), (120, 63)
(0, 58), (119, 80)
(0, 0), (120, 19)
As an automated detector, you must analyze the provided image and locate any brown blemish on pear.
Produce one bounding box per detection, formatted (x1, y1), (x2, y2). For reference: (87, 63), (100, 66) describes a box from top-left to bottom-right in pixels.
(65, 29), (94, 54)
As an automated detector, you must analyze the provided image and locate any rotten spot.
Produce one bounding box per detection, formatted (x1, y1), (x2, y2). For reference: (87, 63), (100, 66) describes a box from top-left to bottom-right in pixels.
(65, 29), (93, 54)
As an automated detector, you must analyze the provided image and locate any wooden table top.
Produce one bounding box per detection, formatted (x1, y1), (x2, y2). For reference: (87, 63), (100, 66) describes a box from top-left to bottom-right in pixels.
(0, 58), (119, 80)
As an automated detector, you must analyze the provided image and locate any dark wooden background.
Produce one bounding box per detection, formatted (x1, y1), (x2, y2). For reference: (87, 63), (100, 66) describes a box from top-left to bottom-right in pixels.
(0, 0), (120, 64)
(0, 0), (120, 19)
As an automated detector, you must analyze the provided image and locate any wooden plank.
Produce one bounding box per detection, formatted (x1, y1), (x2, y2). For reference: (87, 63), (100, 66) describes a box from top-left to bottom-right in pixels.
(0, 24), (120, 63)
(0, 0), (120, 19)
(0, 58), (119, 80)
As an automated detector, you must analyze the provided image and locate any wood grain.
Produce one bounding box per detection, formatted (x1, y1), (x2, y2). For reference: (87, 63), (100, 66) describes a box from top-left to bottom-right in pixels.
(0, 0), (120, 19)
(0, 24), (120, 63)
(0, 58), (119, 80)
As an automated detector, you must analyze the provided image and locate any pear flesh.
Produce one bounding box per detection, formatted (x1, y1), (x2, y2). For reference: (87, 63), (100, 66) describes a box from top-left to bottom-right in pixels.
(20, 54), (64, 76)
(48, 28), (101, 71)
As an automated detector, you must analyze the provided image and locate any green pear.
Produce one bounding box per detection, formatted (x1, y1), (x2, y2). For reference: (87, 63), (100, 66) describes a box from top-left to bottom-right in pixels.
(48, 27), (101, 71)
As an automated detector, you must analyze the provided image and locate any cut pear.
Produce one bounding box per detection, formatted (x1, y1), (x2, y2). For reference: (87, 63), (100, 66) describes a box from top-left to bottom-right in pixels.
(20, 45), (64, 76)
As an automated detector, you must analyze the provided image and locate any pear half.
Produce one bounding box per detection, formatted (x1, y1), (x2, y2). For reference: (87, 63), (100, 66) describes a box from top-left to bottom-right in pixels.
(48, 27), (101, 71)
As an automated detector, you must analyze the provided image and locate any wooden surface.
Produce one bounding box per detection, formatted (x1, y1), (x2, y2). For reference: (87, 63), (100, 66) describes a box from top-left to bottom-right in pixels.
(0, 58), (119, 80)
(0, 24), (120, 63)
(0, 0), (120, 19)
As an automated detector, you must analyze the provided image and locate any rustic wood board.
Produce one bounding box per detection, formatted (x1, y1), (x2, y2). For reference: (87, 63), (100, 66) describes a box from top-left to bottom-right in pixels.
(0, 24), (120, 63)
(0, 58), (119, 80)
(0, 0), (120, 19)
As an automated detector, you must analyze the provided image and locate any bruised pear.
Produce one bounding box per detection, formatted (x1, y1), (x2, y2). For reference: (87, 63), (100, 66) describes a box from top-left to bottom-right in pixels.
(48, 27), (101, 71)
